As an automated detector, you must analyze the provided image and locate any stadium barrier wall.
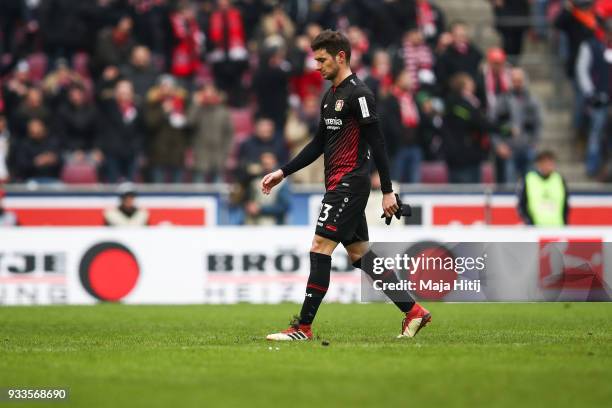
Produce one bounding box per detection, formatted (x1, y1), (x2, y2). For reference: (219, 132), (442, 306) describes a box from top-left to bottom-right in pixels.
(2, 195), (217, 226)
(4, 191), (612, 226)
(0, 227), (610, 305)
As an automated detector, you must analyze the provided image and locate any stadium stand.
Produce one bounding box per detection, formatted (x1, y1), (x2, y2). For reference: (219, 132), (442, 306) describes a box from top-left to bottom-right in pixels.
(1, 0), (612, 224)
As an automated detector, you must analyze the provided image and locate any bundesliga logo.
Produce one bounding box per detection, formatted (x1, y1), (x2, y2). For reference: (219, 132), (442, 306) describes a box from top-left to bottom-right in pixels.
(335, 100), (344, 111)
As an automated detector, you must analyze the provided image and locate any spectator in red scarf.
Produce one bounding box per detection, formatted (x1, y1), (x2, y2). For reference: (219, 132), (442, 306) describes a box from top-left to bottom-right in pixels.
(288, 33), (324, 102)
(347, 25), (370, 78)
(169, 1), (204, 85)
(364, 50), (393, 100)
(477, 47), (512, 114)
(413, 0), (447, 48)
(144, 75), (188, 183)
(207, 0), (248, 106)
(399, 27), (434, 92)
(382, 69), (423, 183)
(93, 16), (136, 76)
(96, 80), (144, 182)
(435, 21), (483, 93)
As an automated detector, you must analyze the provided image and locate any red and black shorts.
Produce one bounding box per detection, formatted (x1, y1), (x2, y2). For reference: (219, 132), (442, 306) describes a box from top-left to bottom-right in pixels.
(315, 190), (369, 246)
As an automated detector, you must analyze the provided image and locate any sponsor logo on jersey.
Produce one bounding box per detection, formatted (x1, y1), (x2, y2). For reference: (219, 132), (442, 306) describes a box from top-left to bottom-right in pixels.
(335, 100), (344, 111)
(325, 118), (343, 125)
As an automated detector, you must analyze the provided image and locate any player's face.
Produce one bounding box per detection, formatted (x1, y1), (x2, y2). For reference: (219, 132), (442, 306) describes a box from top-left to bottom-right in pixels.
(314, 49), (341, 81)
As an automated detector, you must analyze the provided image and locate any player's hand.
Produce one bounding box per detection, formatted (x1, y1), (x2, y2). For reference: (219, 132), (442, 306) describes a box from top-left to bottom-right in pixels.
(381, 194), (412, 225)
(382, 192), (399, 218)
(261, 169), (284, 195)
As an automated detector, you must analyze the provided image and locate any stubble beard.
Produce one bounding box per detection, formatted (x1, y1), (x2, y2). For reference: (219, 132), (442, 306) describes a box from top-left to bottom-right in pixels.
(325, 65), (340, 82)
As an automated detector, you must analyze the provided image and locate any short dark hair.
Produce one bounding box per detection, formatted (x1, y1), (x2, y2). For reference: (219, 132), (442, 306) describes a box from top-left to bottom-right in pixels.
(311, 29), (351, 63)
(536, 150), (556, 162)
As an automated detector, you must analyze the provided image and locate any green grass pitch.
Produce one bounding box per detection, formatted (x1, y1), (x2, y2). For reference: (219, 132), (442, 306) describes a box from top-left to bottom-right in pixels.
(1, 303), (611, 407)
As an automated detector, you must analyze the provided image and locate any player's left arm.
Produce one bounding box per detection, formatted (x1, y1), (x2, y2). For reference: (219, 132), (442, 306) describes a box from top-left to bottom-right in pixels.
(350, 89), (398, 217)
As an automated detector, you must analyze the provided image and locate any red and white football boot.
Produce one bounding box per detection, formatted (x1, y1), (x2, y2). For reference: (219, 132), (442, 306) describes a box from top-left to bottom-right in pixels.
(398, 303), (431, 338)
(266, 317), (313, 341)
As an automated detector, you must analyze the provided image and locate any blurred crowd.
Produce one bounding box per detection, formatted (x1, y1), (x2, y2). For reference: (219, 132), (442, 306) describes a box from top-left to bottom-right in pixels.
(0, 0), (543, 189)
(556, 0), (612, 181)
(0, 0), (609, 209)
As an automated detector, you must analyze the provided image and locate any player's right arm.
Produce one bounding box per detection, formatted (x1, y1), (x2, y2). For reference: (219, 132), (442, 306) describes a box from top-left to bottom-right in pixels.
(261, 121), (325, 194)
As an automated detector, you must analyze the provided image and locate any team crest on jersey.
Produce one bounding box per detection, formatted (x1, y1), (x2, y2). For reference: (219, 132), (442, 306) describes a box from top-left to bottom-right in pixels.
(335, 100), (344, 111)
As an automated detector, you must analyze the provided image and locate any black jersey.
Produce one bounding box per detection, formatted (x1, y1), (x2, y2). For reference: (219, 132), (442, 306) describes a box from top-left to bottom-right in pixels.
(281, 72), (393, 194)
(319, 73), (378, 192)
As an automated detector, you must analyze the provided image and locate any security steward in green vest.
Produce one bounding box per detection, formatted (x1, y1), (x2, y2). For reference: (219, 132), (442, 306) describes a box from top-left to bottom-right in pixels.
(517, 151), (569, 226)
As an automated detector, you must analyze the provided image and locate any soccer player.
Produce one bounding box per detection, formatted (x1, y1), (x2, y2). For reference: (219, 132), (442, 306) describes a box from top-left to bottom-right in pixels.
(262, 30), (431, 341)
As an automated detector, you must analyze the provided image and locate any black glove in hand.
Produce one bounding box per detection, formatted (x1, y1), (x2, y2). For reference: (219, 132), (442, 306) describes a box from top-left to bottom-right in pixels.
(381, 193), (412, 225)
